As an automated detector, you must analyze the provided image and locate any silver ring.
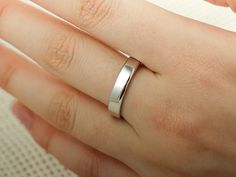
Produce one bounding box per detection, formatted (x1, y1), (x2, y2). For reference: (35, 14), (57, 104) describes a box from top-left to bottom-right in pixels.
(108, 57), (141, 119)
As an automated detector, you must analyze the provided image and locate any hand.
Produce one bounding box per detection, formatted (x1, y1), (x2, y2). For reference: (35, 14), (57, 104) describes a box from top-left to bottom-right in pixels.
(207, 0), (236, 11)
(1, 0), (236, 177)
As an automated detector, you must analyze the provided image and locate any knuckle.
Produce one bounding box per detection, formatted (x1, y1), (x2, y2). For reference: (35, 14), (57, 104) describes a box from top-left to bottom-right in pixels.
(179, 56), (224, 91)
(0, 2), (19, 19)
(0, 60), (17, 90)
(47, 91), (78, 132)
(45, 31), (77, 74)
(92, 120), (111, 147)
(193, 58), (229, 92)
(150, 98), (201, 140)
(1, 3), (26, 35)
(0, 1), (10, 18)
(0, 3), (14, 36)
(77, 0), (113, 29)
(194, 64), (219, 90)
(87, 152), (101, 177)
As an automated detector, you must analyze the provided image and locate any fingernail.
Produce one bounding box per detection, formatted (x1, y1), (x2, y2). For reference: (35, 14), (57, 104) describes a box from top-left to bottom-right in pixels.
(12, 103), (33, 129)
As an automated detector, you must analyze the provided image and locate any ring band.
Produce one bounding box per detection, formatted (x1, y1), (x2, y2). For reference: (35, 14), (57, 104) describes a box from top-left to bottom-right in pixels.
(108, 57), (141, 119)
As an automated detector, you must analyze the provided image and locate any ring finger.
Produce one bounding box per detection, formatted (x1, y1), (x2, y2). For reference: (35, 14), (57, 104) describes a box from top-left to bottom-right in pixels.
(0, 45), (139, 165)
(0, 0), (156, 122)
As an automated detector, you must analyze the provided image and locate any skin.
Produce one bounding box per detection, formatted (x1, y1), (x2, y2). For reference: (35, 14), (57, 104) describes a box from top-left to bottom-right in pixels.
(0, 0), (236, 176)
(207, 0), (236, 11)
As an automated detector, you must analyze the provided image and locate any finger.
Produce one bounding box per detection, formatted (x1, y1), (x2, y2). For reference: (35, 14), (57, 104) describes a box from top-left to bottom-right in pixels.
(206, 0), (228, 6)
(227, 0), (236, 11)
(206, 0), (236, 11)
(12, 102), (139, 177)
(29, 0), (234, 75)
(0, 0), (156, 122)
(0, 44), (139, 164)
(29, 0), (175, 72)
(0, 0), (124, 105)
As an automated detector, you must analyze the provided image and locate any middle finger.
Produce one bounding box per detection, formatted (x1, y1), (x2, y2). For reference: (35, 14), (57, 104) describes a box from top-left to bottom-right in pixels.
(0, 0), (156, 122)
(0, 0), (124, 105)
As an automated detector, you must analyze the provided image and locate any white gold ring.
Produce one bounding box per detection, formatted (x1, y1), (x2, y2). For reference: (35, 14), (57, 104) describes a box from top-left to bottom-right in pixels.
(108, 57), (141, 119)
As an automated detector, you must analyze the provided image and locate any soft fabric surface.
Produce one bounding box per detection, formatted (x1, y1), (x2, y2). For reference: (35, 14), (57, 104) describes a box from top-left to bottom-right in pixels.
(0, 0), (236, 176)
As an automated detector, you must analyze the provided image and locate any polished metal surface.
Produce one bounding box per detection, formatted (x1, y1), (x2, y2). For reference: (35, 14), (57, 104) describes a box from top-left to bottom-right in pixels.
(108, 57), (140, 119)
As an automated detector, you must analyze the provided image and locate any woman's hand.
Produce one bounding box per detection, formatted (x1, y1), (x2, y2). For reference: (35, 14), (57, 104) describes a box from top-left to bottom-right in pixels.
(1, 0), (236, 177)
(207, 0), (236, 11)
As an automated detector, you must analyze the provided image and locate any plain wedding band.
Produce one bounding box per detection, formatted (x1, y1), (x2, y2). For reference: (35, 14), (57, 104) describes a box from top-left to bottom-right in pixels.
(108, 57), (141, 119)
